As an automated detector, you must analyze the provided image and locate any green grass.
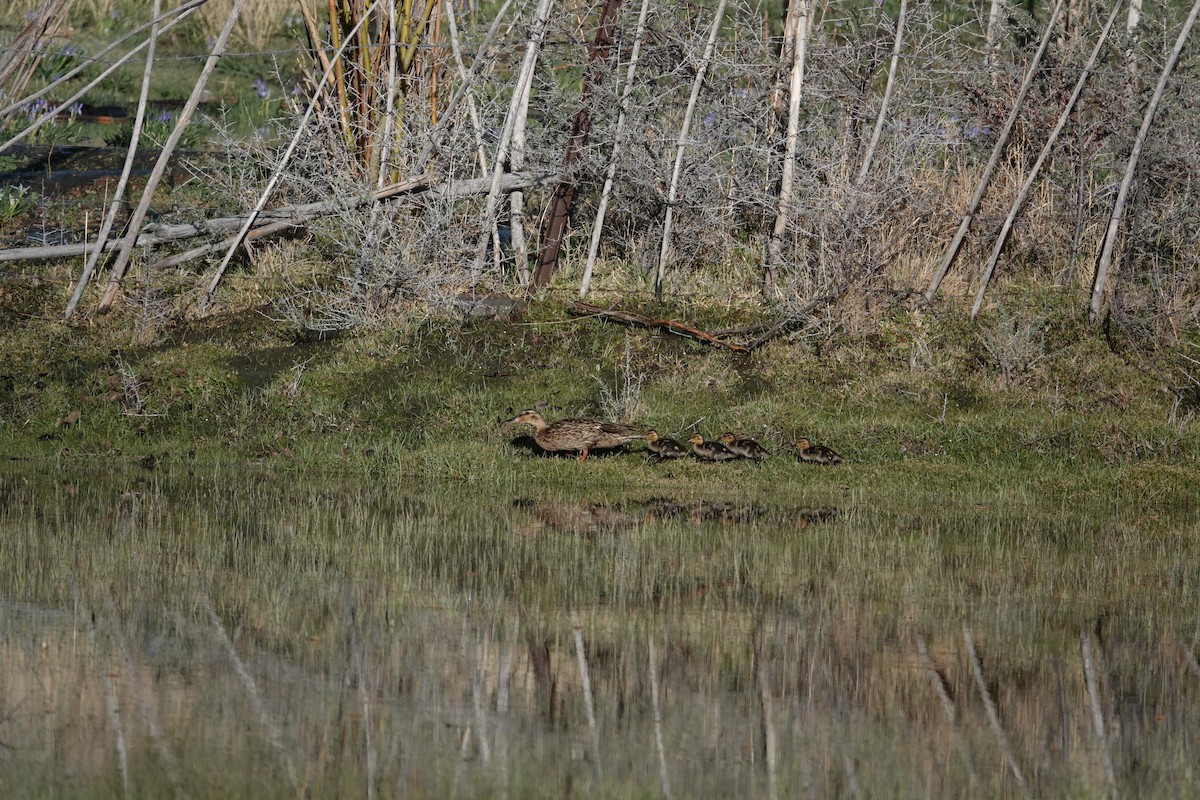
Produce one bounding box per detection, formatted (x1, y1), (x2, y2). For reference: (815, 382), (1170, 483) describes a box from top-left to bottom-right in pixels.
(1, 278), (1196, 499)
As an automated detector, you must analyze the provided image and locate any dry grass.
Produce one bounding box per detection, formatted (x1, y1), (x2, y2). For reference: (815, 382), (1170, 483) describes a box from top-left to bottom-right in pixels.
(194, 0), (292, 51)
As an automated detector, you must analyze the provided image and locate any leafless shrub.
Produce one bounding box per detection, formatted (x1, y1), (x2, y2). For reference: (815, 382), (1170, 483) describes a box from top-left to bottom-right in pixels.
(594, 337), (648, 423)
(112, 355), (150, 416)
(167, 0), (1200, 344)
(981, 312), (1046, 387)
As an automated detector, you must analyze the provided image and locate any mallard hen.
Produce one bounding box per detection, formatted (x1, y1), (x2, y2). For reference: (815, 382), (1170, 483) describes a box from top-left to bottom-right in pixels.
(687, 433), (738, 462)
(646, 430), (687, 460)
(718, 432), (770, 460)
(795, 437), (843, 465)
(503, 410), (645, 461)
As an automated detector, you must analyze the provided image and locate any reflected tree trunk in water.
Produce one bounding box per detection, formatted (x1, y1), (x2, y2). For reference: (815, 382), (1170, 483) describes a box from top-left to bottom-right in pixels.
(916, 635), (979, 789)
(754, 626), (778, 800)
(963, 623), (1029, 798)
(204, 594), (299, 793)
(472, 626), (492, 763)
(83, 591), (129, 799)
(648, 637), (672, 800)
(1081, 630), (1117, 791)
(104, 590), (187, 800)
(571, 611), (604, 782)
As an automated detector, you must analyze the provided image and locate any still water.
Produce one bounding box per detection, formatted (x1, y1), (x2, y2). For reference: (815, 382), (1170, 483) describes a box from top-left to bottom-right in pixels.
(1, 464), (1197, 798)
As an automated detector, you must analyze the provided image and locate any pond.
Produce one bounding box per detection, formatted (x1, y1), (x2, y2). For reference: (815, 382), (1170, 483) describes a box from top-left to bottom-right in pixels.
(1, 462), (1197, 798)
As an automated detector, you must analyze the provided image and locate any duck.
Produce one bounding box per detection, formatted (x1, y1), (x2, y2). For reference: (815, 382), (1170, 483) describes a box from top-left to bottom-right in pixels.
(718, 432), (770, 460)
(503, 410), (646, 461)
(795, 437), (843, 465)
(646, 430), (687, 460)
(687, 433), (738, 462)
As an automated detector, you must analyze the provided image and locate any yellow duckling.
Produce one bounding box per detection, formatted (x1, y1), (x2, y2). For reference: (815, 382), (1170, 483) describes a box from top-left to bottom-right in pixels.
(688, 433), (738, 462)
(718, 432), (770, 460)
(503, 410), (646, 461)
(795, 437), (843, 465)
(646, 430), (687, 460)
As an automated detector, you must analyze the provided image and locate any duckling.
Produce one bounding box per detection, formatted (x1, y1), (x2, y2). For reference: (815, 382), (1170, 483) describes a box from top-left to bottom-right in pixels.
(687, 433), (738, 462)
(718, 432), (770, 460)
(646, 430), (687, 460)
(795, 437), (843, 465)
(503, 410), (646, 461)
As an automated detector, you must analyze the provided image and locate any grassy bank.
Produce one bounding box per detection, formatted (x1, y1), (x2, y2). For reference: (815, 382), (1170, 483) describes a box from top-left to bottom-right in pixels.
(2, 277), (1196, 510)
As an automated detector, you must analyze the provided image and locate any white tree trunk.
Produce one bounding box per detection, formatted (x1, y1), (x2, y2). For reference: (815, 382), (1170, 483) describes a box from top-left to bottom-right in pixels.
(472, 0), (556, 284)
(986, 0), (1005, 79)
(764, 0), (811, 295)
(924, 0), (1065, 302)
(971, 0), (1123, 319)
(65, 0), (161, 319)
(856, 0), (907, 187)
(655, 0), (729, 297)
(1092, 0), (1200, 320)
(1126, 0), (1144, 100)
(580, 0), (653, 298)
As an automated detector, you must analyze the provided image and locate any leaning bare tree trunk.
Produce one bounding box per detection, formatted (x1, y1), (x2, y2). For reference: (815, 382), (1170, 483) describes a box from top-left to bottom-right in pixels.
(579, 0), (652, 297)
(0, 2), (204, 155)
(200, 1), (384, 309)
(1090, 0), (1200, 321)
(655, 0), (728, 298)
(855, 0), (906, 187)
(972, 0), (1123, 319)
(923, 0), (1065, 303)
(531, 0), (623, 292)
(445, 0), (491, 175)
(65, 0), (161, 319)
(97, 0), (246, 314)
(0, 0), (73, 100)
(764, 0), (811, 297)
(471, 0), (556, 285)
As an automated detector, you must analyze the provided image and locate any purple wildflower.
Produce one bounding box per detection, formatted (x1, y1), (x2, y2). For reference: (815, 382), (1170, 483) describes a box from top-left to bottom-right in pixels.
(158, 110), (173, 124)
(254, 78), (271, 99)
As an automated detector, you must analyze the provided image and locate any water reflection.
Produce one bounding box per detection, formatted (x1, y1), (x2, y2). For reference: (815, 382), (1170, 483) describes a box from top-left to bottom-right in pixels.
(0, 467), (1196, 797)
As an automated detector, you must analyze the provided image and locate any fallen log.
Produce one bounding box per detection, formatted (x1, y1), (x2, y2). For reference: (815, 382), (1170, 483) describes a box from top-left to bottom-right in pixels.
(569, 301), (751, 353)
(0, 170), (561, 264)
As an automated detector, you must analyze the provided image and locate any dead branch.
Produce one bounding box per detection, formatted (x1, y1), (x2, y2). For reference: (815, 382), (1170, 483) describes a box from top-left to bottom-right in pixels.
(569, 301), (751, 352)
(0, 171), (562, 265)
